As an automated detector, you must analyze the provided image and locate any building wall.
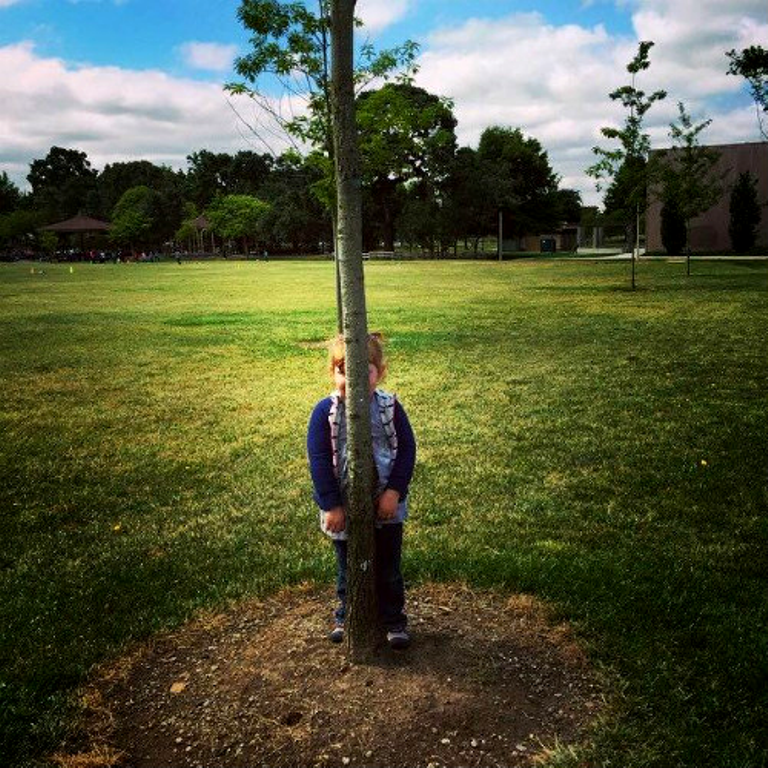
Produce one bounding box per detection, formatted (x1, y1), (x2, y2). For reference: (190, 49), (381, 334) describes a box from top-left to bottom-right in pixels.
(646, 141), (768, 253)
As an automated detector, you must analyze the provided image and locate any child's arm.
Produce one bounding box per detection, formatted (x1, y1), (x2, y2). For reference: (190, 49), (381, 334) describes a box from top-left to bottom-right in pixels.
(306, 398), (343, 512)
(386, 400), (416, 499)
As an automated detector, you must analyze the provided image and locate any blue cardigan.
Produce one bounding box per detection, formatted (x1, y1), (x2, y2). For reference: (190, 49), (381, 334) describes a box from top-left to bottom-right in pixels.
(307, 395), (416, 511)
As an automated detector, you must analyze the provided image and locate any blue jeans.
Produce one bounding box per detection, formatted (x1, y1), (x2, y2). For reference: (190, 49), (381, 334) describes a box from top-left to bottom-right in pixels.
(333, 523), (406, 630)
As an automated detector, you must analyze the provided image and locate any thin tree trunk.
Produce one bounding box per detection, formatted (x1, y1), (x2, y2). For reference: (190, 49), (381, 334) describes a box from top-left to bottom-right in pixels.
(330, 0), (378, 662)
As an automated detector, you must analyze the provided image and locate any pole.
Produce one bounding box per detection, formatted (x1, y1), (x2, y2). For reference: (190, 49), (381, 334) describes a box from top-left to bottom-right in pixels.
(497, 209), (503, 261)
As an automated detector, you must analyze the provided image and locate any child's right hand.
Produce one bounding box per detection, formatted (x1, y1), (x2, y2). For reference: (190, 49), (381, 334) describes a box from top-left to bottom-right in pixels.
(325, 507), (346, 533)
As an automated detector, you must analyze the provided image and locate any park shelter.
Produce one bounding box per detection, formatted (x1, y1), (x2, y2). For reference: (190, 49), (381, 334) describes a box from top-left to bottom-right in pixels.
(646, 141), (768, 253)
(39, 215), (111, 253)
(40, 215), (111, 236)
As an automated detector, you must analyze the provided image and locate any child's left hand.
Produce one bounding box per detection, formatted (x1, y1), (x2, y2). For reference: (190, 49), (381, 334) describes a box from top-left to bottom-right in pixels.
(376, 489), (400, 520)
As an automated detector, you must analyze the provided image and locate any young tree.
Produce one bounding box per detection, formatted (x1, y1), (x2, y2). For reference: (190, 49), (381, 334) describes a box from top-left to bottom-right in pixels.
(226, 0), (417, 330)
(728, 171), (762, 253)
(330, 0), (377, 661)
(654, 102), (721, 274)
(727, 45), (768, 139)
(587, 41), (666, 289)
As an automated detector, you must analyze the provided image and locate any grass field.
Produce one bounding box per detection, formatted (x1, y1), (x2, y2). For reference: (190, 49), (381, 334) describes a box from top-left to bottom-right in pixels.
(1, 258), (766, 768)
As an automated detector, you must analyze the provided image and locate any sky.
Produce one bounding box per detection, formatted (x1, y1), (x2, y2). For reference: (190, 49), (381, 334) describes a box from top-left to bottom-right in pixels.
(0, 0), (765, 207)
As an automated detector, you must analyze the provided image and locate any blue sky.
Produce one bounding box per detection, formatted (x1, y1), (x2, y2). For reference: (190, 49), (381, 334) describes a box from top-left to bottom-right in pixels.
(0, 0), (765, 205)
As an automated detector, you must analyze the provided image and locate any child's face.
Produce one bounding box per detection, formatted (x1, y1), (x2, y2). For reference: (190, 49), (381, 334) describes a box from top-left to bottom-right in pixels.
(334, 360), (383, 398)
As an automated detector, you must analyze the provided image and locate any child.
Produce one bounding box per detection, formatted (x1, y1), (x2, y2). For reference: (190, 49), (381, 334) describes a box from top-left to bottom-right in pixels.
(307, 333), (416, 649)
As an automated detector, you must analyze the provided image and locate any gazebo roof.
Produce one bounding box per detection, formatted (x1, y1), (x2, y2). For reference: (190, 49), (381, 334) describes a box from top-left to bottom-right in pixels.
(40, 215), (111, 233)
(192, 215), (210, 230)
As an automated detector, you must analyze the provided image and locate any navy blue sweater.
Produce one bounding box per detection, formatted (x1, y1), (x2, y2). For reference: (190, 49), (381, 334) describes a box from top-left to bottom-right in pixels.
(307, 395), (416, 511)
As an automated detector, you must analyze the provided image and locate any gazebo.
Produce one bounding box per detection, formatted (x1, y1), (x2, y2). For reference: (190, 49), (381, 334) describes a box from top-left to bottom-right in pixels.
(39, 215), (111, 257)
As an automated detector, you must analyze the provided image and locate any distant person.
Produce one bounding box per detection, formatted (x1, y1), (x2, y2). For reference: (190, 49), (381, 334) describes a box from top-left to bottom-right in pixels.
(307, 333), (416, 649)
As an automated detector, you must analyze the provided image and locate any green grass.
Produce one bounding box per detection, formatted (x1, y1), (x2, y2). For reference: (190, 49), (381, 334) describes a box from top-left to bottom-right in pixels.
(1, 259), (766, 767)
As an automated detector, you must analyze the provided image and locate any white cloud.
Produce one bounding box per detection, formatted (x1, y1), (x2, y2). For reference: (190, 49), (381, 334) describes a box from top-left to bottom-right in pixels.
(0, 41), (294, 190)
(180, 41), (239, 72)
(357, 0), (409, 34)
(415, 2), (765, 206)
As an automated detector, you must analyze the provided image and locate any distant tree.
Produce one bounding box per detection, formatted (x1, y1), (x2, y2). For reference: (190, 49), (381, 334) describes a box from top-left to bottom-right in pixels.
(28, 146), (98, 221)
(205, 194), (270, 256)
(0, 171), (21, 214)
(228, 151), (273, 195)
(728, 171), (762, 253)
(587, 41), (666, 289)
(441, 146), (489, 254)
(477, 126), (561, 252)
(259, 151), (331, 253)
(184, 150), (273, 209)
(660, 196), (686, 255)
(110, 186), (156, 255)
(184, 150), (237, 209)
(357, 82), (457, 251)
(0, 209), (44, 252)
(98, 161), (183, 220)
(727, 45), (768, 139)
(654, 102), (721, 273)
(554, 188), (583, 224)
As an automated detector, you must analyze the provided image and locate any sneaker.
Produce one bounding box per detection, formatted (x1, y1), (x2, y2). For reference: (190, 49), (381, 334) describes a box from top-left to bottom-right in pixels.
(386, 627), (411, 649)
(329, 624), (344, 644)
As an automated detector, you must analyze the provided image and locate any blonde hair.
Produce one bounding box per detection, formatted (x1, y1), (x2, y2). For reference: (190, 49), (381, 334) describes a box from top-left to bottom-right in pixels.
(328, 332), (386, 379)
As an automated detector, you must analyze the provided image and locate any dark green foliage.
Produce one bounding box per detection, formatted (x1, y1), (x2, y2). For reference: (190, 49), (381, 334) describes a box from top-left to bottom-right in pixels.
(477, 126), (561, 238)
(660, 196), (686, 254)
(28, 146), (98, 221)
(357, 82), (457, 251)
(728, 171), (762, 252)
(0, 171), (21, 214)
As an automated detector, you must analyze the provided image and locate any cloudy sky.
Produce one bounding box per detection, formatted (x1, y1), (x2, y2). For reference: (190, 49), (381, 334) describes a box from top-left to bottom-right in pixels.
(0, 0), (765, 206)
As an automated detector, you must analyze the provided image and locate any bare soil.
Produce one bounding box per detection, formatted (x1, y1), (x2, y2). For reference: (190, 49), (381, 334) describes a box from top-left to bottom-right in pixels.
(52, 583), (606, 768)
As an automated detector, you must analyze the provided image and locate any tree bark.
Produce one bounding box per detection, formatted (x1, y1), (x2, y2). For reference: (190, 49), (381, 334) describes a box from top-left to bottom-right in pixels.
(330, 0), (378, 662)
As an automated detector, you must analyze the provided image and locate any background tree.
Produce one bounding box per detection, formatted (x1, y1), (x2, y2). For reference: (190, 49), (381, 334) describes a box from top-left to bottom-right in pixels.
(659, 196), (686, 255)
(0, 210), (43, 255)
(727, 45), (768, 139)
(441, 146), (489, 255)
(728, 171), (762, 253)
(0, 172), (22, 214)
(28, 146), (98, 222)
(259, 151), (331, 253)
(205, 194), (271, 256)
(330, 0), (377, 661)
(110, 185), (156, 256)
(477, 126), (562, 254)
(654, 102), (721, 274)
(587, 41), (667, 289)
(357, 82), (457, 251)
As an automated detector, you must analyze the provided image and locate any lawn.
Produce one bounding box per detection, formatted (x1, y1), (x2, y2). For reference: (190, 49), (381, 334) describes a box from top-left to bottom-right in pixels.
(1, 258), (766, 767)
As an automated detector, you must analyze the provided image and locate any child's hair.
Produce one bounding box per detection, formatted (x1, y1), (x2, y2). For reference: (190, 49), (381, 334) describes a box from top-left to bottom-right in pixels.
(328, 332), (386, 378)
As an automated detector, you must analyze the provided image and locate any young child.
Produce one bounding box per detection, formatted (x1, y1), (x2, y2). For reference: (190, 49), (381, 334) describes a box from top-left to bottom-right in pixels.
(307, 333), (416, 649)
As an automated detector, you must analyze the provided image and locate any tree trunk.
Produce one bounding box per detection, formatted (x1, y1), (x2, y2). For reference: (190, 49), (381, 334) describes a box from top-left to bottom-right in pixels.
(330, 0), (378, 662)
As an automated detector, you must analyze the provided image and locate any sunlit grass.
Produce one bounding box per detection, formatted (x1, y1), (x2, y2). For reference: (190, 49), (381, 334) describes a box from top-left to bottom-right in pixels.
(1, 258), (766, 767)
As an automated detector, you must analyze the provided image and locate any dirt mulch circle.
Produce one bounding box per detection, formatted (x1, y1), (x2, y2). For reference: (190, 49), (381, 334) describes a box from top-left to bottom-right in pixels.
(53, 583), (606, 768)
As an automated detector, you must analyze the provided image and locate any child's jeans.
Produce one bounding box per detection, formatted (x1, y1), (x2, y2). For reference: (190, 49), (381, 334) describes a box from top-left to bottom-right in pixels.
(332, 523), (406, 630)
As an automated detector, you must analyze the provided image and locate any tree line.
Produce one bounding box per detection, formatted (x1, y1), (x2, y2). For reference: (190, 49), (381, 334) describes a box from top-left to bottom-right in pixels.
(0, 87), (581, 260)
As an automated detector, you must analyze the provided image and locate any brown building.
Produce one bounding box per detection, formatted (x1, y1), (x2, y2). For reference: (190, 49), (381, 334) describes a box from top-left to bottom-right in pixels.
(646, 141), (768, 253)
